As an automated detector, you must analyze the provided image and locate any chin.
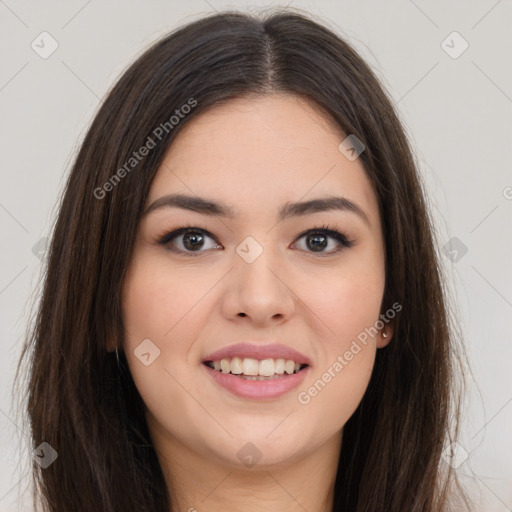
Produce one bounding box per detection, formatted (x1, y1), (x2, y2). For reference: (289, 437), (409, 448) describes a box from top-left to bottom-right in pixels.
(216, 431), (308, 469)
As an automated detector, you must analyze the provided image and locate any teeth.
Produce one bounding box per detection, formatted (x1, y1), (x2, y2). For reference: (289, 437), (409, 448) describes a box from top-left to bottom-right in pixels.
(230, 357), (243, 374)
(239, 374), (285, 381)
(259, 358), (275, 376)
(284, 360), (295, 374)
(274, 359), (285, 374)
(220, 359), (230, 374)
(242, 358), (259, 376)
(206, 357), (306, 377)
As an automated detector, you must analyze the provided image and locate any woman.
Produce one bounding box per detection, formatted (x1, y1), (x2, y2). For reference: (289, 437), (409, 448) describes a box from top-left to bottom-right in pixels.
(15, 8), (471, 511)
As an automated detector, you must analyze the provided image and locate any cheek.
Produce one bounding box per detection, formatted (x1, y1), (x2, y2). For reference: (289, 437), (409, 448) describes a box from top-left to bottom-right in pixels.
(120, 249), (227, 377)
(296, 342), (377, 439)
(301, 250), (385, 349)
(295, 286), (380, 433)
(120, 256), (207, 431)
(120, 255), (195, 394)
(122, 253), (202, 346)
(317, 274), (384, 342)
(293, 256), (384, 425)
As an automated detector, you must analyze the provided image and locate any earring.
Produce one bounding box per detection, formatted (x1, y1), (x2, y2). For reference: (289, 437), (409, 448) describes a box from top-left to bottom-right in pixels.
(382, 332), (388, 338)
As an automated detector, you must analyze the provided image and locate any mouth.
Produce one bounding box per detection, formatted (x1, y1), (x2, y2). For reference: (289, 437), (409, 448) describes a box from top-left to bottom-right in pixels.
(201, 343), (312, 399)
(203, 357), (309, 380)
(202, 359), (310, 400)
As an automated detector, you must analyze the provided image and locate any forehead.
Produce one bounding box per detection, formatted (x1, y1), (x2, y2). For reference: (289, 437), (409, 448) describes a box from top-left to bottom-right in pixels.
(147, 94), (379, 227)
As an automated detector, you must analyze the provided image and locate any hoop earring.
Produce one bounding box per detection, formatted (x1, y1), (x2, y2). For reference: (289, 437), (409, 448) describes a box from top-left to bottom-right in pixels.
(382, 332), (388, 338)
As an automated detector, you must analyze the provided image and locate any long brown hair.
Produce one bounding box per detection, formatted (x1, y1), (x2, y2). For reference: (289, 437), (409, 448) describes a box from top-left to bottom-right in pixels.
(14, 7), (471, 511)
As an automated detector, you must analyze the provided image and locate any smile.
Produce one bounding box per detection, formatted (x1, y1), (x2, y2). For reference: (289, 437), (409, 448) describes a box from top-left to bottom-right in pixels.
(204, 357), (308, 377)
(203, 359), (310, 400)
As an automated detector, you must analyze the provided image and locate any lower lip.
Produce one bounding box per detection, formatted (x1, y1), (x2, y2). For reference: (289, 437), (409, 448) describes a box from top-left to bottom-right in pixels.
(202, 364), (310, 400)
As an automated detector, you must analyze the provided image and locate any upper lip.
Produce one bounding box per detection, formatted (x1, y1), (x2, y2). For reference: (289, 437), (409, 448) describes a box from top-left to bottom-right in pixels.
(202, 342), (312, 366)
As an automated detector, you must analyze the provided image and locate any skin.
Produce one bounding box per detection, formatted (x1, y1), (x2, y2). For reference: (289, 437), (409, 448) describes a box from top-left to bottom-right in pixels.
(119, 93), (393, 512)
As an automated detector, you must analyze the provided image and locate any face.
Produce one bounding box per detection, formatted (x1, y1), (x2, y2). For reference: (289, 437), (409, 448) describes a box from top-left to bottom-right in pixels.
(120, 94), (392, 470)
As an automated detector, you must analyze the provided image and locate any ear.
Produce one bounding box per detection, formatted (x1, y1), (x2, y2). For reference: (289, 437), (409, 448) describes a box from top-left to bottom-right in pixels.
(377, 317), (395, 349)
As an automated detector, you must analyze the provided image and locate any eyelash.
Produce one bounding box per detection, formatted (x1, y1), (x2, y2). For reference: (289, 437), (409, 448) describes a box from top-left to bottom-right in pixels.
(157, 223), (355, 257)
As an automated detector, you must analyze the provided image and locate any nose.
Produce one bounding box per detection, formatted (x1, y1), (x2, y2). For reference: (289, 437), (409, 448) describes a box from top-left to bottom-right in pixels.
(221, 246), (296, 326)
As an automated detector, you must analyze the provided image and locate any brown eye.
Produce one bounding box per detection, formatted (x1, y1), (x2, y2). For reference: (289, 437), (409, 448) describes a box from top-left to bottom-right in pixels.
(180, 230), (206, 251)
(158, 224), (354, 257)
(293, 226), (354, 255)
(159, 227), (221, 255)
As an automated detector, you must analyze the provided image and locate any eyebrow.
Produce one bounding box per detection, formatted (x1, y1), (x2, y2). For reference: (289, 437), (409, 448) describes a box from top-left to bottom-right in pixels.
(144, 193), (370, 225)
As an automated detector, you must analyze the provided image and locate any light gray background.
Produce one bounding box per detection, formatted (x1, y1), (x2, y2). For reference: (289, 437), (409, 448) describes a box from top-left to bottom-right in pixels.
(1, 1), (511, 510)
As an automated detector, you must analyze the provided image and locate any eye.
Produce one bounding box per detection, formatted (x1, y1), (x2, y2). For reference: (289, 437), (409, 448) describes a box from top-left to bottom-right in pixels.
(293, 224), (355, 256)
(157, 223), (355, 257)
(158, 226), (221, 256)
